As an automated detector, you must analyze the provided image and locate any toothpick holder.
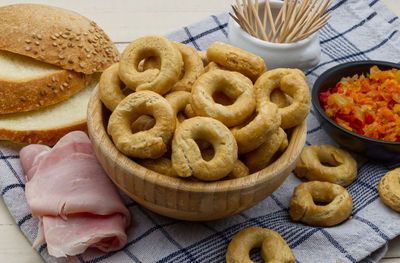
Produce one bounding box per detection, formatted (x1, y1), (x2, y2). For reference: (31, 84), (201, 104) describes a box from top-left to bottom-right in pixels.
(228, 0), (322, 71)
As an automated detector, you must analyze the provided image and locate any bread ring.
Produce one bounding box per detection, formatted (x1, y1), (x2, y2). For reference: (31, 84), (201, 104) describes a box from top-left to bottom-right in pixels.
(171, 116), (238, 181)
(207, 42), (266, 82)
(204, 61), (224, 72)
(184, 104), (197, 118)
(226, 159), (249, 179)
(171, 42), (205, 92)
(191, 69), (256, 127)
(99, 63), (126, 111)
(198, 50), (208, 66)
(119, 35), (183, 95)
(231, 101), (281, 154)
(138, 157), (178, 177)
(270, 89), (292, 108)
(255, 68), (310, 129)
(226, 227), (295, 263)
(165, 91), (191, 125)
(201, 148), (249, 179)
(378, 168), (400, 212)
(244, 128), (287, 173)
(107, 90), (176, 159)
(294, 145), (357, 187)
(131, 115), (155, 133)
(289, 181), (353, 226)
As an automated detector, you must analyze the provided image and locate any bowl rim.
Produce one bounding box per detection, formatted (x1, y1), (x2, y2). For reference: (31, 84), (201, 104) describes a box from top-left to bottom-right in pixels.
(312, 60), (400, 146)
(87, 85), (307, 194)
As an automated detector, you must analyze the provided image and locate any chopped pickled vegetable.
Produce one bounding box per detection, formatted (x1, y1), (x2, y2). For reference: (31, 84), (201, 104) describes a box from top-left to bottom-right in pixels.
(321, 65), (400, 142)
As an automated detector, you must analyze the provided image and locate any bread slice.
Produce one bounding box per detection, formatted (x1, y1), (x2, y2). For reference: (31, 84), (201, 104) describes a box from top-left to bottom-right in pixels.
(0, 4), (119, 74)
(0, 50), (87, 114)
(0, 75), (99, 145)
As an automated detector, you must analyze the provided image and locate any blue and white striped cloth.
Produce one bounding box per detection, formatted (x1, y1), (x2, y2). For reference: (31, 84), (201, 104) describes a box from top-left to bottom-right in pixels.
(1, 0), (400, 262)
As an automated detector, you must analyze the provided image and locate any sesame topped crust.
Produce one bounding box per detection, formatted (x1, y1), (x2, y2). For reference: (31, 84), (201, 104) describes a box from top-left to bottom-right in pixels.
(0, 4), (120, 74)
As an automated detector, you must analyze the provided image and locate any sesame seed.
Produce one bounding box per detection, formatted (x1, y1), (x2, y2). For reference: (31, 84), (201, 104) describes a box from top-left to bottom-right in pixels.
(58, 54), (65, 59)
(55, 33), (60, 37)
(39, 100), (44, 106)
(75, 36), (81, 41)
(60, 86), (64, 91)
(52, 42), (57, 47)
(51, 76), (56, 82)
(61, 34), (68, 39)
(25, 40), (31, 44)
(25, 46), (31, 51)
(62, 82), (68, 87)
(40, 90), (46, 96)
(79, 62), (86, 68)
(39, 55), (45, 60)
(68, 74), (73, 80)
(86, 54), (91, 58)
(51, 35), (56, 40)
(54, 90), (59, 94)
(68, 59), (74, 64)
(65, 31), (70, 35)
(19, 97), (26, 102)
(85, 47), (90, 52)
(47, 83), (52, 87)
(83, 32), (88, 36)
(35, 41), (39, 46)
(89, 29), (94, 33)
(62, 45), (67, 49)
(66, 27), (72, 31)
(37, 34), (42, 40)
(67, 42), (73, 47)
(31, 33), (36, 39)
(41, 47), (45, 51)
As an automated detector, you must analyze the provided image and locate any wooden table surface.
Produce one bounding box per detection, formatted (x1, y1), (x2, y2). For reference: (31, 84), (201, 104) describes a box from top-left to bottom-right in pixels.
(0, 0), (399, 262)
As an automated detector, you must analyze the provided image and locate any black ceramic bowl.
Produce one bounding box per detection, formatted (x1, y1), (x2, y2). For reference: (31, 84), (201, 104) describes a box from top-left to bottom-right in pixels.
(312, 60), (400, 161)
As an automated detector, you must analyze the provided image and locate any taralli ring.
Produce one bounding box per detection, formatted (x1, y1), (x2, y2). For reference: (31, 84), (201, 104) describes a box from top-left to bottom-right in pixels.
(99, 63), (126, 111)
(119, 35), (183, 95)
(171, 116), (238, 181)
(289, 181), (353, 226)
(207, 42), (266, 82)
(295, 145), (357, 187)
(107, 90), (176, 159)
(191, 69), (256, 127)
(378, 168), (400, 212)
(165, 91), (192, 126)
(255, 68), (310, 129)
(171, 42), (205, 92)
(231, 101), (280, 154)
(138, 157), (178, 177)
(226, 227), (295, 263)
(244, 128), (287, 173)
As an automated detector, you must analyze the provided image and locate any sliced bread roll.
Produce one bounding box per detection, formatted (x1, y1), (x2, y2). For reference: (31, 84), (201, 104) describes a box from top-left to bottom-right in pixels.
(0, 4), (120, 144)
(0, 50), (87, 114)
(0, 76), (98, 145)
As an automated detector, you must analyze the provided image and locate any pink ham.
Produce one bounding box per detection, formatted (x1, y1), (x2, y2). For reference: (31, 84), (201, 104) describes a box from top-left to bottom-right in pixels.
(20, 131), (130, 258)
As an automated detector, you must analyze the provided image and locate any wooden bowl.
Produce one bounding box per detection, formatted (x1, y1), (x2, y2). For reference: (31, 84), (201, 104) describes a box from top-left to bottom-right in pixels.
(87, 86), (307, 221)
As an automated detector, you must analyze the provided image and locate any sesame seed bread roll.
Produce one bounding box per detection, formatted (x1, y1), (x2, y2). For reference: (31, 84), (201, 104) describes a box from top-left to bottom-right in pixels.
(0, 4), (120, 144)
(0, 4), (119, 74)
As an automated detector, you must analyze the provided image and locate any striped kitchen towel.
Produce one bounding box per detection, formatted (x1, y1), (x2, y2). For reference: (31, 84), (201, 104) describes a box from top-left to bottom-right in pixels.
(1, 0), (400, 262)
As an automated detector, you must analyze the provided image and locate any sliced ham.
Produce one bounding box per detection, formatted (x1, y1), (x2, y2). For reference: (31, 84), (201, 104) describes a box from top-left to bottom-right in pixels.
(20, 131), (130, 258)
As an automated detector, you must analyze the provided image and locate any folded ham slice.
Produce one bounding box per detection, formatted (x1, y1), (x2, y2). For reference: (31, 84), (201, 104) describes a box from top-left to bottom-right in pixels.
(20, 131), (130, 257)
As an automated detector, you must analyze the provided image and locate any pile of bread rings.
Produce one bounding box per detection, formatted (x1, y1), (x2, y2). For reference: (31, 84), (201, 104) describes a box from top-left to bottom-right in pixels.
(98, 35), (400, 262)
(99, 35), (311, 182)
